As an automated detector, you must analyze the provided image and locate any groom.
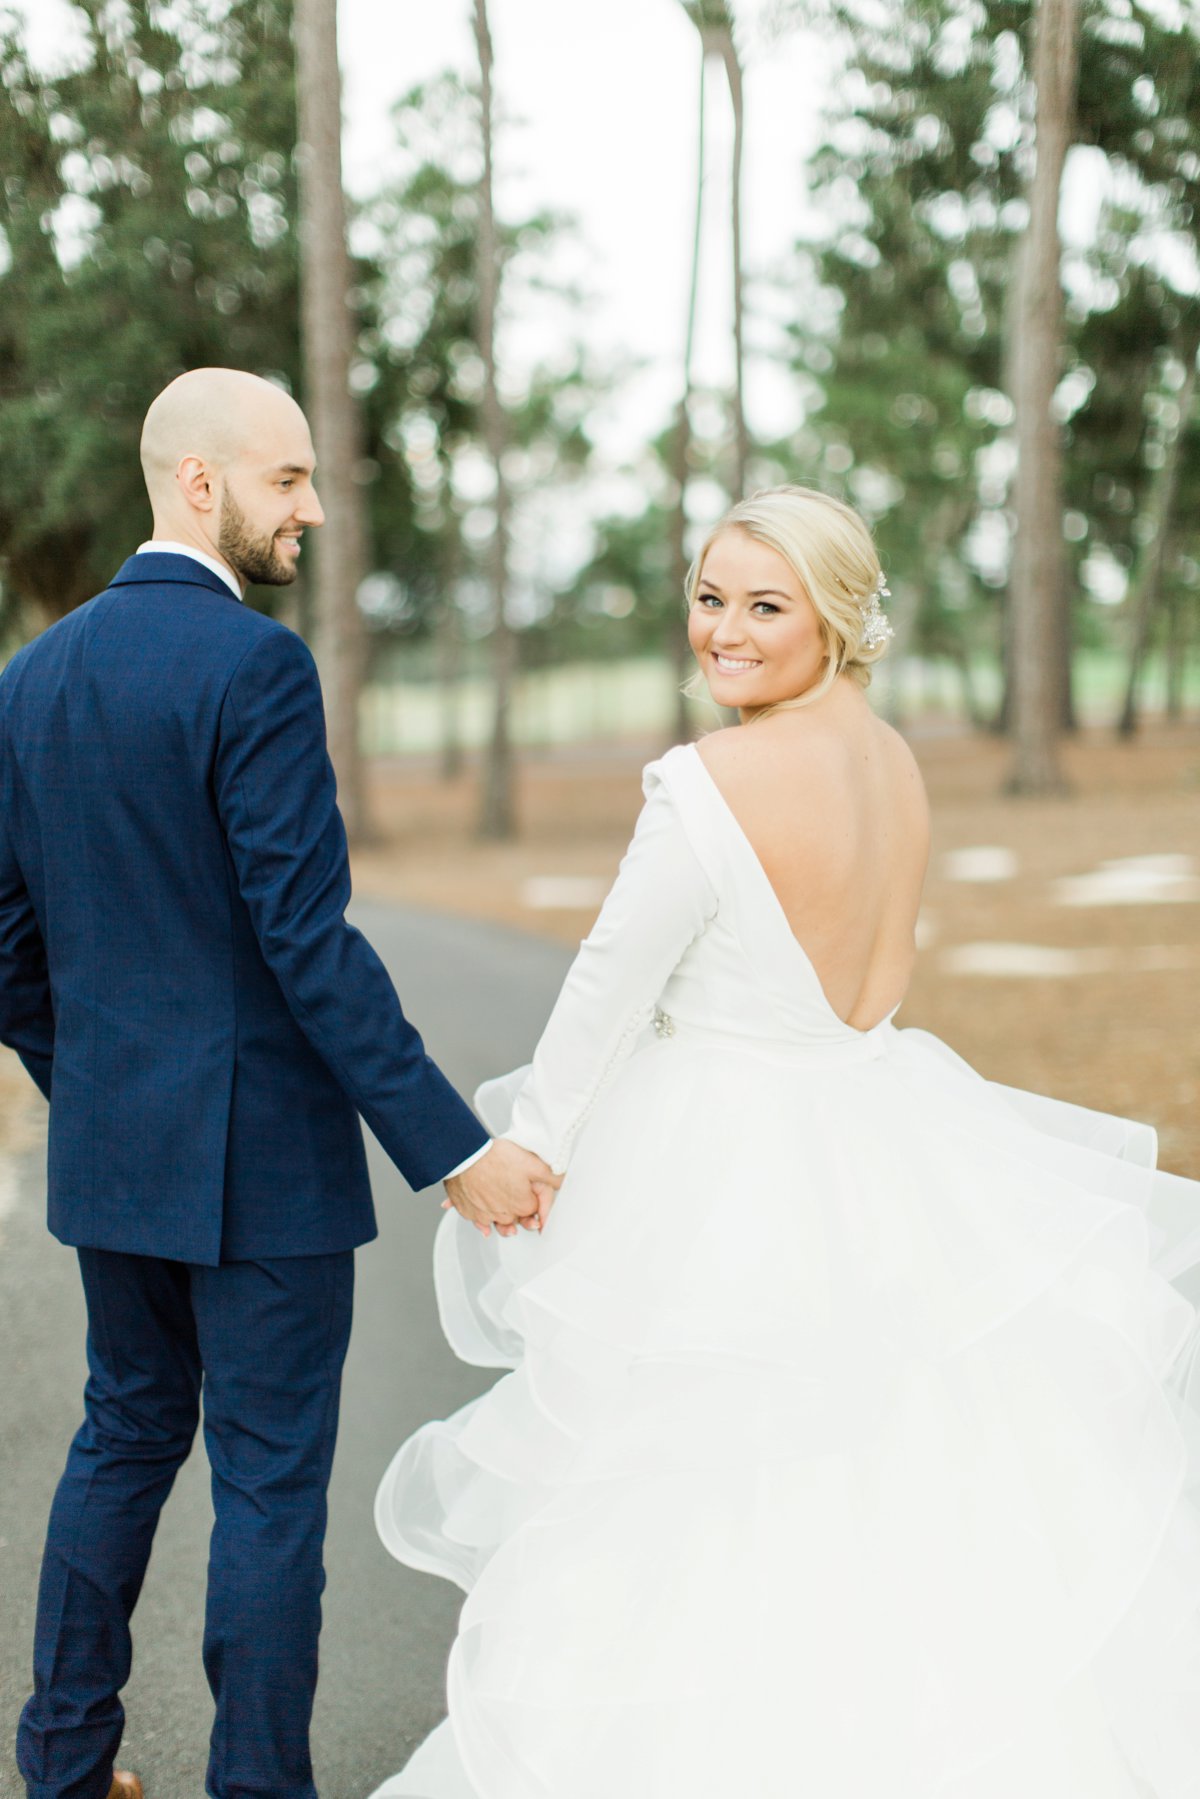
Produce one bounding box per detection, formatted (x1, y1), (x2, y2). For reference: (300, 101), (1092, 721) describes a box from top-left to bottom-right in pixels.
(0, 368), (554, 1799)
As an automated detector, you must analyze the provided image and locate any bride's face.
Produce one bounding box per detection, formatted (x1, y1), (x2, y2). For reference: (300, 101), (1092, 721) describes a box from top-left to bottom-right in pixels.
(688, 529), (828, 713)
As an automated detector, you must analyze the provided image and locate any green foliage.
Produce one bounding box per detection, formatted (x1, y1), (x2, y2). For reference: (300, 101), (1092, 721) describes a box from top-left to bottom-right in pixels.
(530, 493), (678, 663)
(0, 17), (598, 669)
(788, 0), (1200, 676)
(357, 73), (597, 662)
(541, 407), (740, 663)
(0, 0), (302, 623)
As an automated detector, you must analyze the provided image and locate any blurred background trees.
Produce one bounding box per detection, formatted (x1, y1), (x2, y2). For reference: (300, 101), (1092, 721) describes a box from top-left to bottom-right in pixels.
(0, 0), (302, 630)
(0, 0), (1197, 834)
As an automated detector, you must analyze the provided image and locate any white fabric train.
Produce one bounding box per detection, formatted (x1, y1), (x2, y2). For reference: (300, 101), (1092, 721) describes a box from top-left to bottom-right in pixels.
(372, 743), (1200, 1799)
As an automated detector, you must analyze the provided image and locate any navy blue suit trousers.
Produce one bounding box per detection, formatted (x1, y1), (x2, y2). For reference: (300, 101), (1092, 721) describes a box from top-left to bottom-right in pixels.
(17, 1248), (354, 1799)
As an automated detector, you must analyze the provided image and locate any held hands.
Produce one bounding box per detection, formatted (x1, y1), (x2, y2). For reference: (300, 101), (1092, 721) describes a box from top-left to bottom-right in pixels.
(442, 1138), (562, 1238)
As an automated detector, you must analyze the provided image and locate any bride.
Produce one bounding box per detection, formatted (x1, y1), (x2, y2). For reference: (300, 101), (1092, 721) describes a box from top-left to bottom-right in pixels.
(371, 485), (1200, 1798)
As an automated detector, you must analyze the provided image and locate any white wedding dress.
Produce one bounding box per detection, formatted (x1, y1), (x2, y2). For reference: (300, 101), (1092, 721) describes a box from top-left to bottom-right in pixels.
(372, 742), (1200, 1799)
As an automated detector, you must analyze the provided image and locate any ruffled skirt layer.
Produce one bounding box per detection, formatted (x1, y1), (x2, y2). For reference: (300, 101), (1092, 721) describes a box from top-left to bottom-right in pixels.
(372, 1025), (1200, 1798)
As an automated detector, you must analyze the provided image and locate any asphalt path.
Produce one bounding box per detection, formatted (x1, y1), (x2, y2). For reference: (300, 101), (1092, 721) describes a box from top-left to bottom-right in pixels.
(0, 901), (572, 1799)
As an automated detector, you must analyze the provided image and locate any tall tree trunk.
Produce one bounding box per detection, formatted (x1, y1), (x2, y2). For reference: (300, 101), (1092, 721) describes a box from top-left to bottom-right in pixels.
(716, 22), (748, 498)
(670, 43), (708, 746)
(473, 0), (517, 840)
(1117, 328), (1199, 736)
(437, 523), (465, 781)
(1005, 0), (1080, 795)
(680, 3), (745, 500)
(1056, 556), (1076, 731)
(949, 642), (988, 731)
(1164, 578), (1187, 720)
(994, 230), (1023, 737)
(293, 0), (370, 839)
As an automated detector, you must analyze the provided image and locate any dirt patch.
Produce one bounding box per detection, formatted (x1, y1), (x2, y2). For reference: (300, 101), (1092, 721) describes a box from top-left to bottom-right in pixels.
(352, 723), (1200, 1178)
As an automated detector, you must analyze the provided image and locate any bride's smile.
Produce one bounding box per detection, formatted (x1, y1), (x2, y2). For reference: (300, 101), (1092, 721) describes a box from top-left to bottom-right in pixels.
(688, 527), (830, 715)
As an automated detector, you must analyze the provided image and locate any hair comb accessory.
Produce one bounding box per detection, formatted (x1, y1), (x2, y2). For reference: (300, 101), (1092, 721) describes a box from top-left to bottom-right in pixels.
(859, 570), (893, 650)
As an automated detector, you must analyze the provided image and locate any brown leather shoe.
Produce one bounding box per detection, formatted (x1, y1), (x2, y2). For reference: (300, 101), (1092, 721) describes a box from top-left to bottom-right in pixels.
(107, 1774), (143, 1799)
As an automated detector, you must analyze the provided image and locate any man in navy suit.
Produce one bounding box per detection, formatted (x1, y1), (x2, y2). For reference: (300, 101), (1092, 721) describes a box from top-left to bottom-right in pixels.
(0, 368), (556, 1799)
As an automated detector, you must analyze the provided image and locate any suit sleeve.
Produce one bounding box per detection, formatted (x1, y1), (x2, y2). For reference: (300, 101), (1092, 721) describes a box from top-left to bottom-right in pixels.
(0, 711), (54, 1100)
(503, 769), (718, 1172)
(213, 626), (488, 1191)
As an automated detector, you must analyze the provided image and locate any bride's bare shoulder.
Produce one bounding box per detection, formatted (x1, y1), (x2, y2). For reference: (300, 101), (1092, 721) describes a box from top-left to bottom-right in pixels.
(696, 709), (930, 835)
(695, 706), (880, 787)
(695, 713), (842, 785)
(694, 717), (850, 840)
(875, 717), (931, 823)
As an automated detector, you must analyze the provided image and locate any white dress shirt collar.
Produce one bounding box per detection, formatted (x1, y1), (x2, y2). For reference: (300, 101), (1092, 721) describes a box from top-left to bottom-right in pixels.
(136, 540), (243, 602)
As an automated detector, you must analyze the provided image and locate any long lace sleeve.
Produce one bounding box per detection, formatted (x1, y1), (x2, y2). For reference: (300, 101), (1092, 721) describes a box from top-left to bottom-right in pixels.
(501, 763), (717, 1173)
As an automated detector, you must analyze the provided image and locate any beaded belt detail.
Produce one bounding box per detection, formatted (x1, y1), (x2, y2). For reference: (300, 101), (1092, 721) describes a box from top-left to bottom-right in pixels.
(650, 1007), (895, 1067)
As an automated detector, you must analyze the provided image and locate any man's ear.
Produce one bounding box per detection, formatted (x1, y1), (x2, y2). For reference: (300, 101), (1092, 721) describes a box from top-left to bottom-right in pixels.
(177, 455), (216, 514)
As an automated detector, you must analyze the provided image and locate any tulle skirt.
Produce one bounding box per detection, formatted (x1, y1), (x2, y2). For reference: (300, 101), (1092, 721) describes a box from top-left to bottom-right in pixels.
(372, 1021), (1200, 1798)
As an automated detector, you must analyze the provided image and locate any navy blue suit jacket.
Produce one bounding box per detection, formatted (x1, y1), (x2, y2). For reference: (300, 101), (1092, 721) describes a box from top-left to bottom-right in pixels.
(0, 552), (488, 1264)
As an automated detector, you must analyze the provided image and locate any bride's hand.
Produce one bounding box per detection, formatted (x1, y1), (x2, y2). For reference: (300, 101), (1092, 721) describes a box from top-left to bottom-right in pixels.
(442, 1139), (561, 1237)
(526, 1179), (558, 1233)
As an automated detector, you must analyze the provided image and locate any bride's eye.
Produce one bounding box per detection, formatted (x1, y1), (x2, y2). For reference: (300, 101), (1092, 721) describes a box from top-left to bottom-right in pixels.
(697, 593), (722, 609)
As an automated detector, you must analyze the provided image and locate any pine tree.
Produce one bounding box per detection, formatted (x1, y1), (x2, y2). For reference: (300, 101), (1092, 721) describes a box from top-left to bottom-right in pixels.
(0, 0), (302, 625)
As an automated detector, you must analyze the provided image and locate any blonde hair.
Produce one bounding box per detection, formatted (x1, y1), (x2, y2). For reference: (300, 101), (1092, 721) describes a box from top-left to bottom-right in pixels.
(684, 485), (889, 717)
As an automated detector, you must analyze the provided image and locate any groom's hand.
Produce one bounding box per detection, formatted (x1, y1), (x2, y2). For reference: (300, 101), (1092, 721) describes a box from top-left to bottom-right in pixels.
(442, 1139), (561, 1238)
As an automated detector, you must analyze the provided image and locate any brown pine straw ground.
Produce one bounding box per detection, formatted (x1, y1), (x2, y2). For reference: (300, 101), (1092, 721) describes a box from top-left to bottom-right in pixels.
(0, 721), (1196, 1178)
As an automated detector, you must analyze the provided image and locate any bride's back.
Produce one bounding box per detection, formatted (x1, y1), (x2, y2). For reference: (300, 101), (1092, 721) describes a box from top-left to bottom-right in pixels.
(697, 684), (930, 1032)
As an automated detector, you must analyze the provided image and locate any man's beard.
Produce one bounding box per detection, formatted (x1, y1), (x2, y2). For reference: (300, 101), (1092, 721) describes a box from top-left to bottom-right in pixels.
(217, 485), (297, 588)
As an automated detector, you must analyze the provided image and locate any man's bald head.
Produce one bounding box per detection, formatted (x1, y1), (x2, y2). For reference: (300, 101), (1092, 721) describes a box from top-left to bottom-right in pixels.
(140, 368), (307, 500)
(139, 367), (322, 590)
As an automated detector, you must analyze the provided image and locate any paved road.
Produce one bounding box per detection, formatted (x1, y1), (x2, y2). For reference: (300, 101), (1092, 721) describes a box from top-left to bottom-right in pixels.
(0, 902), (572, 1799)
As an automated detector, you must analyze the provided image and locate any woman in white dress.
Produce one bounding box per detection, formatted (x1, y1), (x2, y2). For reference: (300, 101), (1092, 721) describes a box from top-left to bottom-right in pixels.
(372, 486), (1200, 1799)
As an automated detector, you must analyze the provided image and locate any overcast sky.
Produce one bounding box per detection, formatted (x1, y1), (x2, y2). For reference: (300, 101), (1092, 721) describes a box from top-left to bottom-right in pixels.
(337, 0), (833, 460)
